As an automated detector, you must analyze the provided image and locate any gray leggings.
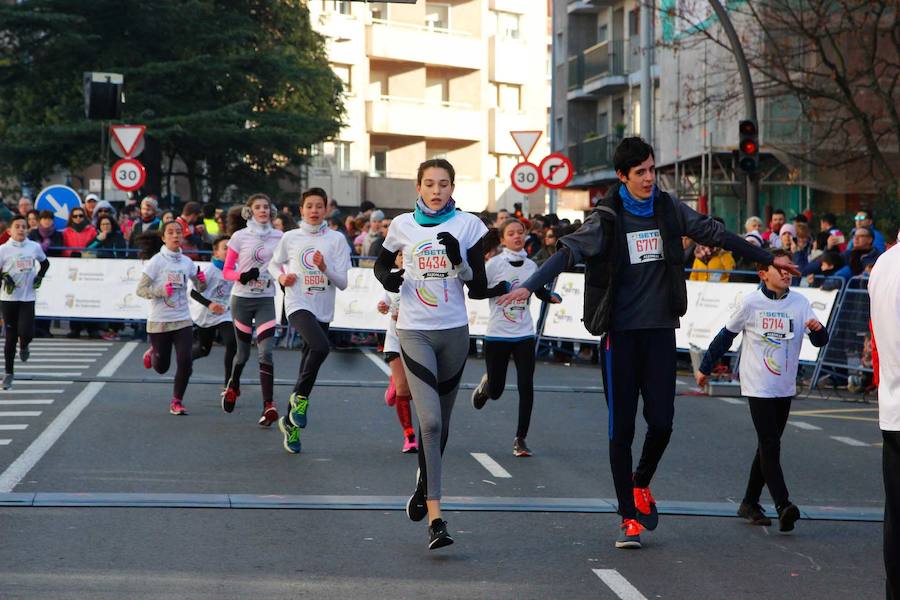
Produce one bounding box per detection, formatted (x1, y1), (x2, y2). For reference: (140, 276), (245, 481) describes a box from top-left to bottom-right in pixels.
(398, 326), (469, 501)
(229, 295), (277, 405)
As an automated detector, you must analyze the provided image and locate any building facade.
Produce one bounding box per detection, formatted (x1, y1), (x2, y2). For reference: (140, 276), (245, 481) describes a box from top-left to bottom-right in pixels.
(307, 0), (551, 215)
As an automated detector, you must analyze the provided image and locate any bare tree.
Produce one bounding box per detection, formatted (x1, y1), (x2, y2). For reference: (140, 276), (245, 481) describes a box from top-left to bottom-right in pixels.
(664, 0), (899, 206)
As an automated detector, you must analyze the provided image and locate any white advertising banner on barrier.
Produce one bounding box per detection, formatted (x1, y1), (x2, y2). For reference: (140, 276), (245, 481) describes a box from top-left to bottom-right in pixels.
(35, 257), (149, 320)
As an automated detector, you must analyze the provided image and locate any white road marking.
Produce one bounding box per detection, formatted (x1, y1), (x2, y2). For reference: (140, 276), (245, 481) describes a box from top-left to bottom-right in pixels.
(0, 440), (10, 446)
(830, 436), (869, 447)
(5, 365), (90, 370)
(0, 352), (103, 357)
(14, 372), (82, 377)
(9, 358), (97, 363)
(0, 389), (66, 395)
(0, 400), (53, 405)
(0, 381), (72, 386)
(0, 342), (137, 493)
(720, 398), (745, 405)
(789, 421), (822, 431)
(362, 349), (392, 376)
(0, 425), (28, 430)
(0, 411), (41, 417)
(593, 569), (648, 600)
(28, 343), (111, 348)
(470, 452), (512, 478)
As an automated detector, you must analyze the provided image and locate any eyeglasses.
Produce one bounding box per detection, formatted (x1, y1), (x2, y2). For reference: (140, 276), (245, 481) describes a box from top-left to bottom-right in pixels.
(854, 215), (867, 221)
(71, 214), (85, 219)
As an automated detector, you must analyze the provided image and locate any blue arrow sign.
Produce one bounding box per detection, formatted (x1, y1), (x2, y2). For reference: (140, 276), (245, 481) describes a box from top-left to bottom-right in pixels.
(35, 185), (83, 230)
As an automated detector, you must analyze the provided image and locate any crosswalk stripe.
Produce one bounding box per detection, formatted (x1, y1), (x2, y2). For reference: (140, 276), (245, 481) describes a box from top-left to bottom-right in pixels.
(0, 400), (54, 405)
(0, 425), (28, 431)
(0, 411), (41, 417)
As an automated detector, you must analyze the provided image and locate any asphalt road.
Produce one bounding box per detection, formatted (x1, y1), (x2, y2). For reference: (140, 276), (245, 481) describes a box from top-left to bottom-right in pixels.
(0, 337), (887, 599)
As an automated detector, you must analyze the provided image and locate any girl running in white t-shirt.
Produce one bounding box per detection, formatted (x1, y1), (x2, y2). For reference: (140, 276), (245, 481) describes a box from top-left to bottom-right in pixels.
(189, 236), (236, 393)
(471, 218), (561, 457)
(268, 188), (351, 454)
(136, 220), (206, 415)
(377, 281), (418, 454)
(0, 215), (50, 390)
(374, 158), (506, 550)
(222, 194), (283, 426)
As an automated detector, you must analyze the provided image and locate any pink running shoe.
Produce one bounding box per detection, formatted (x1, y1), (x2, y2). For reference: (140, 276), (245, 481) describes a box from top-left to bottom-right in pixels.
(143, 348), (153, 370)
(384, 376), (397, 407)
(169, 399), (188, 415)
(402, 434), (418, 453)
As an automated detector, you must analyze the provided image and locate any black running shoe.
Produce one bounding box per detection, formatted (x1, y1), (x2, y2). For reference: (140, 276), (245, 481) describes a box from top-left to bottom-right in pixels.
(471, 374), (489, 410)
(19, 345), (29, 363)
(737, 502), (772, 526)
(406, 469), (427, 522)
(513, 437), (532, 457)
(428, 518), (454, 550)
(777, 503), (800, 533)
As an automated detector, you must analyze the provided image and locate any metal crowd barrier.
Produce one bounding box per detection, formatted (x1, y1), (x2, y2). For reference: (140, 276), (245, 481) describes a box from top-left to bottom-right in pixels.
(810, 275), (873, 390)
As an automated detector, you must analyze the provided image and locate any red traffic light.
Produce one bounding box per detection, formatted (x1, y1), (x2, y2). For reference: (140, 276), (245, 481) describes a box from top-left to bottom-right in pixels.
(740, 139), (758, 155)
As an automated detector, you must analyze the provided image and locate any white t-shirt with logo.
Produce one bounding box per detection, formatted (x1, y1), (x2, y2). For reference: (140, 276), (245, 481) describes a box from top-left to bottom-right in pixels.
(382, 291), (401, 355)
(190, 262), (234, 328)
(268, 226), (351, 323)
(227, 224), (283, 299)
(869, 244), (900, 430)
(726, 288), (818, 398)
(142, 249), (198, 323)
(485, 250), (537, 339)
(383, 211), (488, 330)
(0, 239), (46, 302)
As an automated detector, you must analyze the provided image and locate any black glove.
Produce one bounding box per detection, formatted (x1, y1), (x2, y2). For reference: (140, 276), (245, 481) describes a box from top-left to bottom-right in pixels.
(486, 281), (511, 298)
(239, 267), (260, 285)
(383, 269), (405, 293)
(436, 232), (462, 266)
(2, 274), (15, 295)
(33, 276), (43, 290)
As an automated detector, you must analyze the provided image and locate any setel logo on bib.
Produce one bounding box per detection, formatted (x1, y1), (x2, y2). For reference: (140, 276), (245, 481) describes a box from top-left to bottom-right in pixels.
(411, 239), (455, 280)
(299, 246), (328, 294)
(626, 229), (664, 264)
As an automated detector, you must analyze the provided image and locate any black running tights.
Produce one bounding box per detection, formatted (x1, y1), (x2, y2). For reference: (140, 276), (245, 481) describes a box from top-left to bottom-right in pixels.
(149, 326), (194, 401)
(192, 321), (237, 387)
(484, 337), (535, 438)
(743, 397), (792, 510)
(288, 310), (330, 398)
(2, 301), (34, 375)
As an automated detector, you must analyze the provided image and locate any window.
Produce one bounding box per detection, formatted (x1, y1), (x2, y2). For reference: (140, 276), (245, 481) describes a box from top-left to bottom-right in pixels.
(495, 154), (519, 180)
(425, 3), (450, 30)
(322, 1), (351, 15)
(598, 24), (609, 43)
(334, 141), (351, 171)
(496, 12), (520, 40)
(370, 148), (387, 176)
(597, 111), (609, 136)
(368, 2), (388, 20)
(332, 64), (352, 94)
(426, 75), (449, 104)
(498, 83), (522, 112)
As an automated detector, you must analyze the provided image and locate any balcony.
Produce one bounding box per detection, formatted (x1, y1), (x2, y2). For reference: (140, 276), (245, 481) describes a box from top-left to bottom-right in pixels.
(366, 19), (481, 71)
(567, 0), (616, 14)
(366, 96), (482, 141)
(489, 35), (528, 85)
(569, 134), (620, 174)
(567, 39), (627, 100)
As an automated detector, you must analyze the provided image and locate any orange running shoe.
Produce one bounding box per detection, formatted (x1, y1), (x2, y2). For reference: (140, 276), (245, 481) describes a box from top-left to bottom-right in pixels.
(633, 486), (659, 531)
(615, 519), (644, 549)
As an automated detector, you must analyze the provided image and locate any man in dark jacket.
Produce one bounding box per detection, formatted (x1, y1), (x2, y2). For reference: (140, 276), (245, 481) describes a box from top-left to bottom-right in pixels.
(128, 196), (161, 250)
(498, 137), (799, 549)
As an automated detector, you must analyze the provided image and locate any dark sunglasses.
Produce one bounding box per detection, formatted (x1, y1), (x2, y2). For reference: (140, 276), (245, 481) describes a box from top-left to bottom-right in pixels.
(71, 214), (85, 219)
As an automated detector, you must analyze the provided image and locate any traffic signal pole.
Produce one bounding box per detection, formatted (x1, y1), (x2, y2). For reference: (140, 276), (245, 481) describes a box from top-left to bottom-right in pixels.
(707, 0), (758, 217)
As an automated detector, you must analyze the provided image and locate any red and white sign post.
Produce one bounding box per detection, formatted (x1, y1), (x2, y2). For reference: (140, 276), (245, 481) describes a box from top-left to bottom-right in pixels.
(111, 158), (146, 193)
(109, 125), (146, 192)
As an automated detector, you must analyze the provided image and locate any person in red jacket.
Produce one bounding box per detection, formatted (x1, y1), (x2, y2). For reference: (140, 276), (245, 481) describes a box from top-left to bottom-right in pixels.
(61, 207), (97, 257)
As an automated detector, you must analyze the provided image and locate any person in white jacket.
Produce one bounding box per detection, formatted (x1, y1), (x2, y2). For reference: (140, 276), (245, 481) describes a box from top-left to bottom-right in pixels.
(268, 188), (351, 454)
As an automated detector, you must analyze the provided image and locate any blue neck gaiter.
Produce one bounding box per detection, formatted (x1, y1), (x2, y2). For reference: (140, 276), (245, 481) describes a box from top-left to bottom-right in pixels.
(619, 184), (656, 218)
(414, 197), (457, 225)
(212, 258), (225, 270)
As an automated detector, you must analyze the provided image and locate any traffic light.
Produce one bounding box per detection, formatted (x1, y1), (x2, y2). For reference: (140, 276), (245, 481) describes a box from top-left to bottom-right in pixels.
(738, 119), (759, 173)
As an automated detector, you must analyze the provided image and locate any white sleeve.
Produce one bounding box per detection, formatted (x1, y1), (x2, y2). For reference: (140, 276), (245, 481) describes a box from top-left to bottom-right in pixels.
(325, 236), (351, 290)
(34, 243), (47, 263)
(382, 219), (403, 253)
(267, 235), (289, 280)
(485, 257), (500, 287)
(725, 296), (751, 334)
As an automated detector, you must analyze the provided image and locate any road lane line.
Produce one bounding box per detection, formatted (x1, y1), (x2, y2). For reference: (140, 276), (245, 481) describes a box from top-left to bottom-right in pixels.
(0, 411), (41, 417)
(0, 390), (66, 395)
(0, 440), (10, 446)
(0, 341), (137, 493)
(14, 372), (82, 377)
(8, 359), (97, 364)
(4, 365), (91, 369)
(0, 352), (103, 357)
(830, 436), (870, 447)
(0, 381), (72, 386)
(362, 350), (392, 376)
(470, 452), (512, 478)
(789, 421), (822, 431)
(0, 400), (53, 405)
(593, 569), (648, 600)
(0, 425), (28, 430)
(720, 398), (744, 405)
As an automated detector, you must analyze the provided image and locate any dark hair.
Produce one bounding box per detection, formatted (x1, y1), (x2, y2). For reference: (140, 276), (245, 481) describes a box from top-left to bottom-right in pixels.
(416, 158), (455, 185)
(226, 205), (246, 235)
(613, 137), (655, 176)
(182, 201), (202, 217)
(38, 210), (54, 220)
(821, 212), (837, 226)
(137, 221), (182, 260)
(212, 235), (230, 250)
(793, 214), (808, 223)
(755, 247), (790, 272)
(499, 217), (526, 239)
(9, 214), (26, 226)
(275, 211), (298, 231)
(820, 251), (842, 269)
(202, 203), (216, 219)
(96, 214), (119, 232)
(482, 227), (500, 256)
(359, 200), (375, 213)
(772, 208), (786, 217)
(301, 187), (328, 203)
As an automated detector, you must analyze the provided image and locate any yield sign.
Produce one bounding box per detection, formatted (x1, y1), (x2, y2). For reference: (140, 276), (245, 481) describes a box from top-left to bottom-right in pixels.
(510, 130), (542, 161)
(110, 125), (146, 157)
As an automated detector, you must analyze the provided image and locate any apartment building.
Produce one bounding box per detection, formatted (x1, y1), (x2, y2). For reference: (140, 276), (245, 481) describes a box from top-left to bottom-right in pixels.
(308, 0), (551, 214)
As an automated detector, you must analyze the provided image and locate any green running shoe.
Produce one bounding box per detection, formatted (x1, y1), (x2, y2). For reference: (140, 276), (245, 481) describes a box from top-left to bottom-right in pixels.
(278, 416), (302, 454)
(289, 393), (309, 429)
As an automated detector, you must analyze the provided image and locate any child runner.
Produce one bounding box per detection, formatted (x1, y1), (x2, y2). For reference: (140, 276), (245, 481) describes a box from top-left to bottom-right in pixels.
(695, 248), (828, 532)
(471, 218), (561, 457)
(222, 194), (283, 425)
(189, 236), (237, 395)
(0, 215), (50, 390)
(374, 158), (504, 550)
(378, 282), (418, 454)
(267, 188), (350, 453)
(136, 221), (207, 415)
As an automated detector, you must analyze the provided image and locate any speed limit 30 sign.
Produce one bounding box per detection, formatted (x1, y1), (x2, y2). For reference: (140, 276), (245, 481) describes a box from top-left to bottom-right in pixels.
(112, 158), (146, 192)
(510, 161), (540, 194)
